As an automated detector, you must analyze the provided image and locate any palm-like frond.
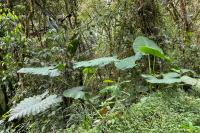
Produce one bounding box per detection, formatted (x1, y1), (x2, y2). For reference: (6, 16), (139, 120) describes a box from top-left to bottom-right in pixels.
(9, 92), (62, 121)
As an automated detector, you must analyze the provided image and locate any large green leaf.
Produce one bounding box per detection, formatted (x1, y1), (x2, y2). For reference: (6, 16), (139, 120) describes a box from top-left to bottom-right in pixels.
(17, 66), (60, 77)
(133, 36), (170, 61)
(142, 72), (182, 84)
(115, 53), (142, 70)
(133, 36), (163, 54)
(73, 56), (118, 69)
(9, 92), (62, 121)
(180, 76), (200, 91)
(142, 72), (200, 90)
(63, 86), (86, 100)
(139, 47), (171, 61)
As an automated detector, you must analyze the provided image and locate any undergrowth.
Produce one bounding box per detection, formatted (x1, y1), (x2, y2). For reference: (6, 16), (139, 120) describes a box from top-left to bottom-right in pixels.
(66, 89), (200, 133)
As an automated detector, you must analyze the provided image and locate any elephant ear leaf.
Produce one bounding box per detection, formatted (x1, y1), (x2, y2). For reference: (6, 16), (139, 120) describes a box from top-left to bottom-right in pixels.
(133, 36), (171, 61)
(133, 36), (163, 53)
(139, 47), (171, 61)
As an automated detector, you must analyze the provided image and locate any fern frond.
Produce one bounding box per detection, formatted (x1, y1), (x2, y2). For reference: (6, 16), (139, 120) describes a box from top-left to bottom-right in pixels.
(9, 92), (62, 121)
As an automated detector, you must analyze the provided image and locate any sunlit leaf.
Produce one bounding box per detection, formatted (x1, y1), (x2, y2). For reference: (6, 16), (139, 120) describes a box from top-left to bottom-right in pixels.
(133, 36), (163, 54)
(139, 46), (171, 61)
(83, 67), (95, 74)
(103, 79), (114, 83)
(133, 36), (170, 61)
(56, 64), (65, 71)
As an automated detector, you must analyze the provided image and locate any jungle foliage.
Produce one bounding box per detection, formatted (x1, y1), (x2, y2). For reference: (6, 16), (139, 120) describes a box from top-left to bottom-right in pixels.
(0, 0), (200, 132)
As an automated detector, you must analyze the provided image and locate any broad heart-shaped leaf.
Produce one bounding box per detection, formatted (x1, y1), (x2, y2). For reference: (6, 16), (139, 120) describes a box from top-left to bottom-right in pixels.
(133, 36), (170, 61)
(133, 36), (163, 54)
(73, 56), (118, 69)
(139, 47), (171, 61)
(142, 72), (182, 84)
(9, 92), (62, 121)
(63, 86), (86, 100)
(115, 53), (142, 70)
(17, 66), (60, 77)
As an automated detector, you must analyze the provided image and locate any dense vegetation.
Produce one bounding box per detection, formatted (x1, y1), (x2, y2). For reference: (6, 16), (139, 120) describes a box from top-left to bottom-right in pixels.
(0, 0), (200, 132)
